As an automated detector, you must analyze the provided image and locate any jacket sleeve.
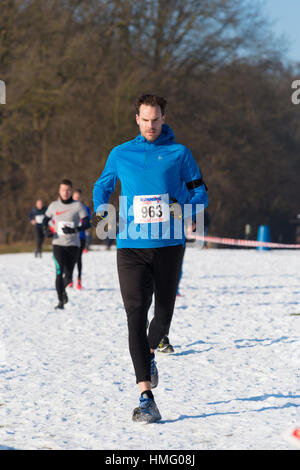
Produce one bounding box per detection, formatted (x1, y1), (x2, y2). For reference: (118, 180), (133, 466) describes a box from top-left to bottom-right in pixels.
(76, 215), (91, 232)
(43, 202), (55, 228)
(180, 148), (208, 215)
(93, 150), (118, 213)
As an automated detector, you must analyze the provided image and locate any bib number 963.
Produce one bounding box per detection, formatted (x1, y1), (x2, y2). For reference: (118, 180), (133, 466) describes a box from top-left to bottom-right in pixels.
(133, 194), (169, 224)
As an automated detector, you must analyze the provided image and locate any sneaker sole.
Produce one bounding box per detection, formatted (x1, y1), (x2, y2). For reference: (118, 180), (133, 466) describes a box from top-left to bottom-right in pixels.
(157, 345), (174, 354)
(150, 367), (158, 389)
(132, 407), (161, 424)
(150, 379), (158, 389)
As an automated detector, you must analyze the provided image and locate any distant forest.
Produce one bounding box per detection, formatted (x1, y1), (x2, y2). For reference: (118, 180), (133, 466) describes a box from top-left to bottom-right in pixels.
(1, 0), (300, 244)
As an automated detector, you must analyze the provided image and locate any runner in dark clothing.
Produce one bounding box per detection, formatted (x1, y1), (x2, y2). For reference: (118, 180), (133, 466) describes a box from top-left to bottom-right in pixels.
(28, 199), (47, 257)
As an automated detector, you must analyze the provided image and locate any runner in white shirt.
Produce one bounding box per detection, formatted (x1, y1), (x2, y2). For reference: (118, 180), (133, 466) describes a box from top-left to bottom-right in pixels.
(43, 179), (90, 309)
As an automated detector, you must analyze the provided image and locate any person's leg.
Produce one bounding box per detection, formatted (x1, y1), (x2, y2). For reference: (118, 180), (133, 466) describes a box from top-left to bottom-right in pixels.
(76, 239), (84, 279)
(144, 265), (154, 321)
(52, 245), (65, 303)
(148, 245), (185, 350)
(63, 246), (79, 288)
(85, 232), (91, 251)
(35, 226), (43, 257)
(37, 226), (44, 256)
(76, 239), (85, 288)
(157, 245), (185, 352)
(176, 245), (185, 295)
(117, 248), (153, 389)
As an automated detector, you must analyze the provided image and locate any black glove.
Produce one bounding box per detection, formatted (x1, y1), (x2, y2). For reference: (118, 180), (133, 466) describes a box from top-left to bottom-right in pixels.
(91, 211), (108, 227)
(62, 226), (77, 234)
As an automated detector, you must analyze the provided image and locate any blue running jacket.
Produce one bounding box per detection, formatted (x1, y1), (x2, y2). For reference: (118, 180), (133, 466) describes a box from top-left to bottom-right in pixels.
(93, 124), (208, 248)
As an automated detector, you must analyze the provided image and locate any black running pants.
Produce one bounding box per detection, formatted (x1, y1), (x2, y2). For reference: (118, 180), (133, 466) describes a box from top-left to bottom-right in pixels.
(76, 238), (86, 280)
(53, 245), (78, 301)
(35, 225), (44, 255)
(117, 245), (185, 383)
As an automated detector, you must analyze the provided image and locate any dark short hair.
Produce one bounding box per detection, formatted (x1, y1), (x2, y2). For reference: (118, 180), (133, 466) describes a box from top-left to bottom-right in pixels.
(60, 179), (72, 187)
(135, 94), (167, 116)
(73, 188), (82, 194)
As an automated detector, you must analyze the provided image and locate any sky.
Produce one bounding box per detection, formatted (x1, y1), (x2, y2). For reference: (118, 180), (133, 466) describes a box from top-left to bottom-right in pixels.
(262, 0), (300, 63)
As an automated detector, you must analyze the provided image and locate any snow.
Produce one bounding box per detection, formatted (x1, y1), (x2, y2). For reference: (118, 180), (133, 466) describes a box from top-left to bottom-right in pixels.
(0, 246), (300, 450)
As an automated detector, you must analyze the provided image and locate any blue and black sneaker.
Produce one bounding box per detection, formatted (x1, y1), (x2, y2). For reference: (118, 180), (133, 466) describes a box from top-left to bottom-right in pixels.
(132, 392), (162, 423)
(150, 354), (158, 389)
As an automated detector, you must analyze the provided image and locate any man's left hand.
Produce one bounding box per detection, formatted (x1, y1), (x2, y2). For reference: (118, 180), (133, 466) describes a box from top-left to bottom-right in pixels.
(62, 226), (77, 234)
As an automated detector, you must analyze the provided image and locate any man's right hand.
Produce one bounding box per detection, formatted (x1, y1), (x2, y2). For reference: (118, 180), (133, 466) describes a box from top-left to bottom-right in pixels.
(169, 197), (183, 220)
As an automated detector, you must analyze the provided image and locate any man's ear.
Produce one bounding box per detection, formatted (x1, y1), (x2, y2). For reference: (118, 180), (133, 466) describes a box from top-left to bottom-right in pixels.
(136, 114), (140, 125)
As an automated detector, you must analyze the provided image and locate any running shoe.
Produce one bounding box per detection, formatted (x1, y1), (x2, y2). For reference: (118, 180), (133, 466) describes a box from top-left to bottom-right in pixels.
(76, 279), (82, 290)
(66, 282), (73, 288)
(157, 336), (174, 354)
(132, 393), (161, 423)
(55, 301), (64, 310)
(150, 355), (158, 389)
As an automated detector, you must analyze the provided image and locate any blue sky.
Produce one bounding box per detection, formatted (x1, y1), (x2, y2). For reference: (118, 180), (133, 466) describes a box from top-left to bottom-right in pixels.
(262, 0), (300, 63)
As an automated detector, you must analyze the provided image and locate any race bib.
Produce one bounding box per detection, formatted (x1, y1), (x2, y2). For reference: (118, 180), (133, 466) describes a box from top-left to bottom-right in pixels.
(35, 214), (45, 224)
(57, 221), (75, 235)
(133, 194), (170, 224)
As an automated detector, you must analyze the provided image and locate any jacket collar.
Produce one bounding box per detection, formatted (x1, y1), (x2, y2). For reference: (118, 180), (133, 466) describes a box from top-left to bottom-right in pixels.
(135, 124), (175, 145)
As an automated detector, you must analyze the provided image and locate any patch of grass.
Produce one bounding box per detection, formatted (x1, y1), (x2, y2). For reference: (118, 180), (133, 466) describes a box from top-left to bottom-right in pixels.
(0, 241), (52, 254)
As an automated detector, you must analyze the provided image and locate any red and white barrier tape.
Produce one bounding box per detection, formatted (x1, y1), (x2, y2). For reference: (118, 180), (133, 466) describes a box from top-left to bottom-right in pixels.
(192, 235), (300, 249)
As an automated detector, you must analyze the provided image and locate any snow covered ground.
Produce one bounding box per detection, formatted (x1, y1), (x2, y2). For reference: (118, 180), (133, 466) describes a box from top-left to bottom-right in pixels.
(0, 246), (300, 450)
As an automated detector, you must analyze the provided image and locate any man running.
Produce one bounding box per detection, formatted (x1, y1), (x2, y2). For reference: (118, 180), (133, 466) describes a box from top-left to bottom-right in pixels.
(43, 179), (90, 309)
(93, 94), (208, 423)
(28, 199), (47, 257)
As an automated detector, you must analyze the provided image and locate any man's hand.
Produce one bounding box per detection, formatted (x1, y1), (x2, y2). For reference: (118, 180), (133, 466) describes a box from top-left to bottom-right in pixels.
(62, 226), (77, 234)
(169, 197), (183, 220)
